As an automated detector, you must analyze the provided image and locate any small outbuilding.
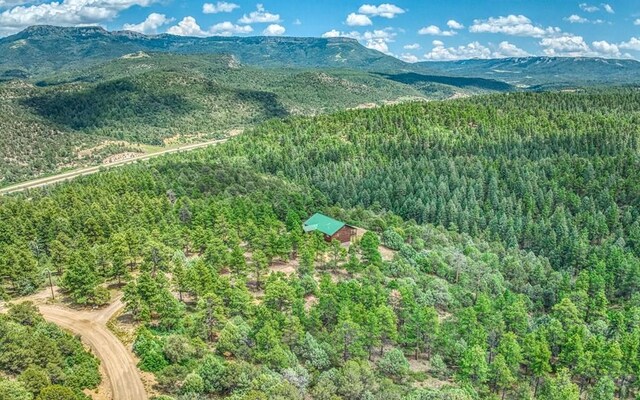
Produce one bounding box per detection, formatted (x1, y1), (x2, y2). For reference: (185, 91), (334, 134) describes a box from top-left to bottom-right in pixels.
(303, 213), (356, 243)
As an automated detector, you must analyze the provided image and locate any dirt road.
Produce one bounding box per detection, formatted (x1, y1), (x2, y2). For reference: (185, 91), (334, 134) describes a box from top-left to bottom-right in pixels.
(1, 292), (147, 400)
(0, 136), (232, 196)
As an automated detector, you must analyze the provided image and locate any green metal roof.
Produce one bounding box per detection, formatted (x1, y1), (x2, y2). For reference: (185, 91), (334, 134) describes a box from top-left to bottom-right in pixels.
(303, 213), (346, 236)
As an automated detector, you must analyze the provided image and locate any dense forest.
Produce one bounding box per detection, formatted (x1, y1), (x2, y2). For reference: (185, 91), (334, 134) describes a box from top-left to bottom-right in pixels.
(1, 89), (640, 399)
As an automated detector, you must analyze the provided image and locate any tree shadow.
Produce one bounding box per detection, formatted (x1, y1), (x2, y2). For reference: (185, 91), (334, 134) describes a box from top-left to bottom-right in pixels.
(23, 78), (197, 131)
(22, 76), (289, 144)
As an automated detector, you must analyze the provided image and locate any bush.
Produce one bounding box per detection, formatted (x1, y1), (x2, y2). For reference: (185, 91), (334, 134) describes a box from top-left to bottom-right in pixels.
(378, 349), (410, 382)
(383, 230), (404, 250)
(429, 354), (449, 379)
(18, 366), (50, 396)
(134, 329), (169, 373)
(163, 335), (195, 365)
(180, 373), (204, 395)
(0, 379), (32, 400)
(90, 287), (111, 306)
(196, 355), (227, 394)
(35, 385), (76, 400)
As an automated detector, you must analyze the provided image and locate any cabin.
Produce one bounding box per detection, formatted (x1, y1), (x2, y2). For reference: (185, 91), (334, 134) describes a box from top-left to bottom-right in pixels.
(303, 213), (356, 243)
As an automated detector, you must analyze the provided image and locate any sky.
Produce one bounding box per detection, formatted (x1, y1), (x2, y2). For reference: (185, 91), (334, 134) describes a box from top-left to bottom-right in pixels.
(0, 0), (639, 61)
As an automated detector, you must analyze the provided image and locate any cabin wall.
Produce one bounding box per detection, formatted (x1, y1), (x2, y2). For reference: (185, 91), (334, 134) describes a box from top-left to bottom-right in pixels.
(327, 225), (357, 243)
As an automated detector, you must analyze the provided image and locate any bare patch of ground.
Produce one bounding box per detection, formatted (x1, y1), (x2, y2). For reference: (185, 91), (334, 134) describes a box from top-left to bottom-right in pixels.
(304, 294), (318, 311)
(121, 51), (150, 59)
(268, 259), (298, 276)
(102, 152), (145, 164)
(77, 141), (131, 158)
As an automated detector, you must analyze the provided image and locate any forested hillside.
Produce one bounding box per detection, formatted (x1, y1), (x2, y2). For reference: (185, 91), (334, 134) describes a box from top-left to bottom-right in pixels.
(221, 89), (640, 274)
(0, 53), (432, 186)
(1, 51), (509, 187)
(1, 89), (640, 399)
(4, 26), (638, 189)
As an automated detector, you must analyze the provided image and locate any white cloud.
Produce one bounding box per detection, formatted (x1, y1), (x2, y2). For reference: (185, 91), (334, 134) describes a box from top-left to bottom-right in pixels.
(446, 19), (464, 29)
(122, 13), (171, 34)
(424, 40), (530, 60)
(167, 16), (208, 36)
(403, 43), (420, 50)
(367, 38), (389, 53)
(601, 3), (614, 13)
(620, 37), (640, 51)
(494, 41), (530, 57)
(262, 23), (284, 35)
(579, 3), (599, 12)
(564, 14), (604, 24)
(362, 28), (396, 54)
(540, 34), (591, 56)
(167, 17), (253, 37)
(293, 18), (301, 25)
(0, 0), (158, 35)
(565, 14), (588, 23)
(238, 3), (280, 24)
(400, 53), (419, 63)
(469, 14), (560, 38)
(424, 41), (492, 60)
(210, 21), (253, 35)
(322, 28), (396, 54)
(0, 0), (30, 8)
(203, 2), (239, 14)
(418, 24), (456, 36)
(635, 19), (640, 26)
(592, 40), (620, 56)
(321, 29), (342, 38)
(358, 3), (405, 19)
(346, 13), (372, 26)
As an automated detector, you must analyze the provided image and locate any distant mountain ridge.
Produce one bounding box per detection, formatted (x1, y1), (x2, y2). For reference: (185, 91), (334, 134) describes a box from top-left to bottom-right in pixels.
(422, 56), (640, 88)
(2, 26), (639, 89)
(0, 25), (413, 77)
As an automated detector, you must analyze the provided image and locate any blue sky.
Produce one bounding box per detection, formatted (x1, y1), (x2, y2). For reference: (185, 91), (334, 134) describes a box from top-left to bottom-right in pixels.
(1, 0), (639, 61)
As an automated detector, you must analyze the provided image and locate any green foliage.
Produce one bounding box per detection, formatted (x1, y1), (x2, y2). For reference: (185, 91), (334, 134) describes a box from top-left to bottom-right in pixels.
(180, 373), (205, 395)
(18, 366), (50, 397)
(35, 385), (77, 400)
(0, 304), (100, 398)
(377, 349), (410, 382)
(382, 229), (404, 251)
(538, 368), (580, 400)
(0, 379), (33, 400)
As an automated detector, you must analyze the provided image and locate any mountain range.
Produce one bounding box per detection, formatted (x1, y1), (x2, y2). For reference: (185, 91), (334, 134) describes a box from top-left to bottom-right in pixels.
(2, 26), (640, 88)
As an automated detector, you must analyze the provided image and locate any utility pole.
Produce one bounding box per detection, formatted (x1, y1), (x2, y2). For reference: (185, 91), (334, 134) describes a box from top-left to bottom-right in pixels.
(43, 269), (54, 300)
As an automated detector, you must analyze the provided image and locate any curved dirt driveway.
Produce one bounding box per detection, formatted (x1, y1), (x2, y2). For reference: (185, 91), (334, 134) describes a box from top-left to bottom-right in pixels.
(2, 295), (147, 400)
